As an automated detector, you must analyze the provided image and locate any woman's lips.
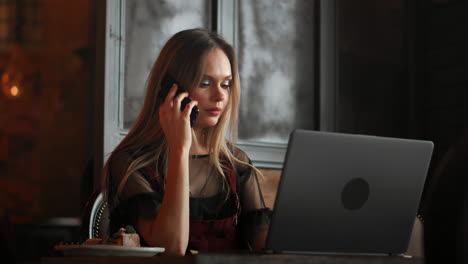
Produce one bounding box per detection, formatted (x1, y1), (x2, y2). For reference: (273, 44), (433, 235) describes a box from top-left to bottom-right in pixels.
(206, 108), (222, 116)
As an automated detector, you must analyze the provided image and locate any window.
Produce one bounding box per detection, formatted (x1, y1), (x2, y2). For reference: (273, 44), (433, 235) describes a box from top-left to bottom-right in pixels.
(235, 0), (319, 167)
(104, 0), (335, 168)
(123, 0), (213, 129)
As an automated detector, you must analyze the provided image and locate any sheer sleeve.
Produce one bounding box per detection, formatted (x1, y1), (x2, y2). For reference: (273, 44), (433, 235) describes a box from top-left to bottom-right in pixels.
(107, 154), (163, 236)
(233, 148), (272, 250)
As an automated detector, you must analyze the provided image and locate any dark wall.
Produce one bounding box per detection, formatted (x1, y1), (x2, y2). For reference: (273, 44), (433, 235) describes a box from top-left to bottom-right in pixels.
(335, 0), (468, 199)
(416, 0), (468, 166)
(336, 0), (409, 139)
(336, 0), (468, 168)
(415, 1), (468, 263)
(335, 0), (468, 262)
(0, 0), (104, 262)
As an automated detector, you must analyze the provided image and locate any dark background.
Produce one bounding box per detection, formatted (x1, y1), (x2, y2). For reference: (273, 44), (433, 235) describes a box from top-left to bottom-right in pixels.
(336, 1), (468, 263)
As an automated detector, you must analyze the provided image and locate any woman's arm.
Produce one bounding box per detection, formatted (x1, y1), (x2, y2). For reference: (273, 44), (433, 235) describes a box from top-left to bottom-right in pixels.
(136, 84), (197, 256)
(136, 148), (190, 256)
(251, 229), (268, 251)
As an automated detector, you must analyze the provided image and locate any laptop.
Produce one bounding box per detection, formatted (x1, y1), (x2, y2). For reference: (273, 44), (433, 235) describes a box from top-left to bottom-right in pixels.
(265, 129), (433, 256)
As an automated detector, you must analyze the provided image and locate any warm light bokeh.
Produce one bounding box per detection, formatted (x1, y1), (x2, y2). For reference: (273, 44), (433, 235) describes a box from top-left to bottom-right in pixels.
(10, 85), (20, 97)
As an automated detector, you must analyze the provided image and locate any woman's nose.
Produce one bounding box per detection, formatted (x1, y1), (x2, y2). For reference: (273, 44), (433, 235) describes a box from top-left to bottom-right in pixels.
(212, 85), (225, 101)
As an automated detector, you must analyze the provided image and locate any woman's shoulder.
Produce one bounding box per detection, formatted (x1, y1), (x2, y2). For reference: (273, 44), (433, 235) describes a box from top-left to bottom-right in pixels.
(108, 151), (157, 185)
(226, 144), (253, 176)
(228, 143), (251, 163)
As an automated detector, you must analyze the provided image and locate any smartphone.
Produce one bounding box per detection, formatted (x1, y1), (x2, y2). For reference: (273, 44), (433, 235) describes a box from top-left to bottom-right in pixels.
(158, 74), (199, 127)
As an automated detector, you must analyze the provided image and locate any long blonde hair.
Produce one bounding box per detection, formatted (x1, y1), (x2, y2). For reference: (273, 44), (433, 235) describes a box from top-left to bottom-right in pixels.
(102, 28), (260, 207)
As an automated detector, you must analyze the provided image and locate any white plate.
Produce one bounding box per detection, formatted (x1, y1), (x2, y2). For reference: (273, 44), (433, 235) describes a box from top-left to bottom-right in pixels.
(54, 244), (165, 257)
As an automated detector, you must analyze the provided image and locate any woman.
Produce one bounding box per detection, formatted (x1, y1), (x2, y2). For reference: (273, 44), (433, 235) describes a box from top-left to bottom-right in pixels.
(102, 28), (271, 256)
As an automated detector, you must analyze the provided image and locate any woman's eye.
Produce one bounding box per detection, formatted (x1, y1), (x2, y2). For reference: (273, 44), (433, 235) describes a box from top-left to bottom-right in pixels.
(199, 81), (210, 88)
(221, 81), (231, 89)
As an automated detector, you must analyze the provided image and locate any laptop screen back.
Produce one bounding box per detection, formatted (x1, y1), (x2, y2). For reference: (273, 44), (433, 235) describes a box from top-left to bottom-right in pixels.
(266, 129), (433, 255)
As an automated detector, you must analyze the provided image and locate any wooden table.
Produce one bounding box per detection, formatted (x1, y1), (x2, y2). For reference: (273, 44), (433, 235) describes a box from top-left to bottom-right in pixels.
(42, 253), (423, 264)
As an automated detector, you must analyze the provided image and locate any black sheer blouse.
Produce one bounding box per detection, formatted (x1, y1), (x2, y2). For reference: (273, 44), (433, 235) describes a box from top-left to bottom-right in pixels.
(107, 147), (271, 250)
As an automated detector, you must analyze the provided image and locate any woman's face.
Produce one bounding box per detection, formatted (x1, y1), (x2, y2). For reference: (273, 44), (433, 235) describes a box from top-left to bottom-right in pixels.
(191, 48), (231, 129)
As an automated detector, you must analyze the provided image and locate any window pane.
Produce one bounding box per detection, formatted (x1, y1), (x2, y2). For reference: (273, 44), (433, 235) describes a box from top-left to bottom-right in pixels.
(237, 0), (317, 144)
(123, 0), (211, 129)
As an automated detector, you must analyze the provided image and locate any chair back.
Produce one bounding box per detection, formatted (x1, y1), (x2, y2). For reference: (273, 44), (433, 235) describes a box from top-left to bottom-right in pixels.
(88, 193), (109, 239)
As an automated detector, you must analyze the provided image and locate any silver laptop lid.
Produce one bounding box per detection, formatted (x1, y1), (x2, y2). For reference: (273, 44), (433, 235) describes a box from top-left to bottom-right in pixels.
(266, 129), (433, 255)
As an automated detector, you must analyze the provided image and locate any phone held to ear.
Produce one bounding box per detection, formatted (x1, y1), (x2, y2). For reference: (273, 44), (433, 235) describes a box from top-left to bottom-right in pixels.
(158, 74), (199, 127)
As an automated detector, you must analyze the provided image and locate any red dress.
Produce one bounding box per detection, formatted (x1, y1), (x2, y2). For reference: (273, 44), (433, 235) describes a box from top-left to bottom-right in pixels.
(144, 160), (241, 252)
(188, 161), (240, 251)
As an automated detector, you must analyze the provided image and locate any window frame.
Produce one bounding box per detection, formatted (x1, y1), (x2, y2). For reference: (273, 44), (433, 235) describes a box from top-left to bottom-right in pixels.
(103, 0), (337, 168)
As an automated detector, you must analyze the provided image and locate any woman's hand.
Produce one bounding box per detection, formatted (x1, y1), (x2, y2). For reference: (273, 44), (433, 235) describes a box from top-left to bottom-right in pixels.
(251, 229), (268, 252)
(159, 84), (198, 152)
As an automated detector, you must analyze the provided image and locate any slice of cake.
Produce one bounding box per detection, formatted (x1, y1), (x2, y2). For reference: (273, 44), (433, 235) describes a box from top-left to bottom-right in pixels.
(106, 227), (141, 247)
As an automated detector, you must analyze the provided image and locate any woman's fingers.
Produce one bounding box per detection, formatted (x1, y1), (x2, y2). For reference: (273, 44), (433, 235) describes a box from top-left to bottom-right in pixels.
(158, 85), (194, 150)
(182, 100), (198, 117)
(159, 85), (193, 127)
(172, 91), (190, 112)
(163, 84), (179, 107)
